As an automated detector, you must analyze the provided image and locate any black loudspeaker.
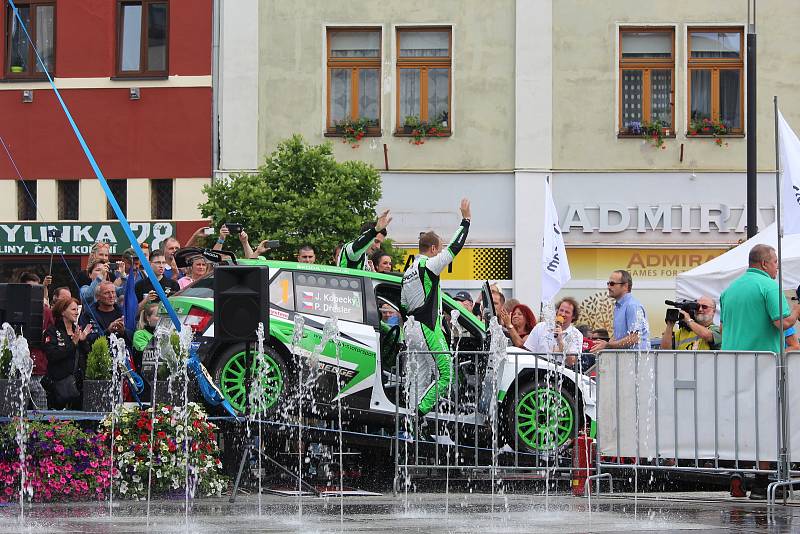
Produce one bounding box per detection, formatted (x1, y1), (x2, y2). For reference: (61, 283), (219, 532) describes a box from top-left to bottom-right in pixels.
(213, 266), (269, 342)
(0, 283), (44, 343)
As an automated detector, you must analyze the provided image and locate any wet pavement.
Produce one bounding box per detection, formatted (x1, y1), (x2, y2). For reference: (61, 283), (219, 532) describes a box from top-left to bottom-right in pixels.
(1, 491), (798, 533)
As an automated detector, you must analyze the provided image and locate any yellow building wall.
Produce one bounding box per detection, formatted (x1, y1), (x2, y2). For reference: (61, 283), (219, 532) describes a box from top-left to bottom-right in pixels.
(258, 0), (516, 171)
(552, 0), (800, 171)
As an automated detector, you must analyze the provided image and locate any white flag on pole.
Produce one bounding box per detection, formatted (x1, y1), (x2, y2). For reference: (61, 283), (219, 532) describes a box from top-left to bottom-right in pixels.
(541, 178), (571, 302)
(778, 111), (800, 235)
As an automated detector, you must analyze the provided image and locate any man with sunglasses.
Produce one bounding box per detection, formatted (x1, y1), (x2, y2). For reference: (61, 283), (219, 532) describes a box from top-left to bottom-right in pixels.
(660, 296), (720, 350)
(591, 269), (650, 352)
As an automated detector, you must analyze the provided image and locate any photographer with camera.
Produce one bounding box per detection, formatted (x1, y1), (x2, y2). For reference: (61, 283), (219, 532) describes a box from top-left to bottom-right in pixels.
(660, 296), (721, 350)
(134, 249), (180, 308)
(79, 259), (125, 308)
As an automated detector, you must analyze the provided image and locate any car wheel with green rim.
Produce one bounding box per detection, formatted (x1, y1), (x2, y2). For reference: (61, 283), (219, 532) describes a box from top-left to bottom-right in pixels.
(506, 379), (577, 454)
(212, 344), (289, 416)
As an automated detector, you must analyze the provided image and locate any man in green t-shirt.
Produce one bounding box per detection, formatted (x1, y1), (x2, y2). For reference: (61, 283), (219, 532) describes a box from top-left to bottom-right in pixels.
(720, 244), (800, 354)
(719, 243), (800, 499)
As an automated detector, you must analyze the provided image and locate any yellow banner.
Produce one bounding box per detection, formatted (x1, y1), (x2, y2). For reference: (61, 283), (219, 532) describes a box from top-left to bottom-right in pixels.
(567, 248), (727, 281)
(399, 248), (512, 281)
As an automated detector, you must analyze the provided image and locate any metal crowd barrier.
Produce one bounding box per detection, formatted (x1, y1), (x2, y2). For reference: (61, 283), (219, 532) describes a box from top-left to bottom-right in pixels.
(587, 350), (800, 504)
(391, 348), (598, 492)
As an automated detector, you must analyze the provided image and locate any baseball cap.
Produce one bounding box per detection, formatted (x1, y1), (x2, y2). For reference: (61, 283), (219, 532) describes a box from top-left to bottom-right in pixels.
(453, 291), (473, 302)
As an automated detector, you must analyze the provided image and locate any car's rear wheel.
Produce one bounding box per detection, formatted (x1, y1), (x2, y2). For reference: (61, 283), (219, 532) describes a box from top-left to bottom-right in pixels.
(212, 344), (289, 416)
(506, 379), (577, 454)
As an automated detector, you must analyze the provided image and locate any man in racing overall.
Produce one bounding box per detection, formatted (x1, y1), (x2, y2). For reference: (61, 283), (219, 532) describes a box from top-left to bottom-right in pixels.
(337, 209), (392, 270)
(401, 199), (471, 416)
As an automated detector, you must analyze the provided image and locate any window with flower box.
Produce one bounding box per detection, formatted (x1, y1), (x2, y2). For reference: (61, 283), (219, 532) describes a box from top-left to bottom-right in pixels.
(326, 28), (381, 136)
(618, 28), (675, 136)
(687, 27), (744, 135)
(396, 27), (451, 135)
(5, 1), (55, 78)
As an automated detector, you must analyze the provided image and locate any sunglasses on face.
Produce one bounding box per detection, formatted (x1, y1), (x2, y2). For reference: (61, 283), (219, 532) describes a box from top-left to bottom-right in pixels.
(698, 304), (713, 310)
(606, 281), (625, 287)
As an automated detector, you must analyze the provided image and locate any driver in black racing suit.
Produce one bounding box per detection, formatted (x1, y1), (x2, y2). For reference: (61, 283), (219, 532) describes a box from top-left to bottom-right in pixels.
(337, 209), (392, 270)
(401, 198), (471, 416)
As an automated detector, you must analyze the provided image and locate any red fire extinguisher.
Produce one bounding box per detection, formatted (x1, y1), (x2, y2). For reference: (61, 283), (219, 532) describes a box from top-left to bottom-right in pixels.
(572, 429), (595, 496)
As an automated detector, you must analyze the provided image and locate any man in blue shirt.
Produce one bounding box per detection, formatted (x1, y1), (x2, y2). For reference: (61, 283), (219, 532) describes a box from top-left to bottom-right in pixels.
(590, 269), (650, 352)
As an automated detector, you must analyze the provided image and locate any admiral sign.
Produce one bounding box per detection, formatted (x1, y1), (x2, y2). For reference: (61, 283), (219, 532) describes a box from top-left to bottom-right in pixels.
(0, 222), (176, 255)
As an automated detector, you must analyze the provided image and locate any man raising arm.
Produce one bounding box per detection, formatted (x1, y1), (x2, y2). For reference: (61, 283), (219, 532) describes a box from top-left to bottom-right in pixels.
(401, 199), (471, 416)
(338, 209), (392, 270)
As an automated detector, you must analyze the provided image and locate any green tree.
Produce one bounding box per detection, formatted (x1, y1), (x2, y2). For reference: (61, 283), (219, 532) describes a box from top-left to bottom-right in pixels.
(200, 135), (383, 262)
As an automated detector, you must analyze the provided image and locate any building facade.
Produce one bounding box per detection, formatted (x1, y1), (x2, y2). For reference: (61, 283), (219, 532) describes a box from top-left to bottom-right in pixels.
(550, 0), (799, 335)
(217, 0), (537, 302)
(0, 0), (211, 287)
(217, 0), (800, 336)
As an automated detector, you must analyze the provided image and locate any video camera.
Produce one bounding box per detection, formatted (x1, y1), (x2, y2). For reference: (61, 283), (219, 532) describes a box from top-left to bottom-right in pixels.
(664, 299), (700, 328)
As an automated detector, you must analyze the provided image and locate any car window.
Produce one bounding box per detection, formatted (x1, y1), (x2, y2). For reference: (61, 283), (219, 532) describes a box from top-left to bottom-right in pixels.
(294, 272), (364, 323)
(270, 270), (295, 310)
(443, 300), (480, 339)
(175, 276), (213, 298)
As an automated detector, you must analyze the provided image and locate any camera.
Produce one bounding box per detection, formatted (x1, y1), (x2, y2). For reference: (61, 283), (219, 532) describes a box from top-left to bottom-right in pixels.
(664, 299), (700, 327)
(225, 222), (243, 234)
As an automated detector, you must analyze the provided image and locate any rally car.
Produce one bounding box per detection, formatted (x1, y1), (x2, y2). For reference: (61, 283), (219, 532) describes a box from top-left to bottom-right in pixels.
(162, 255), (596, 453)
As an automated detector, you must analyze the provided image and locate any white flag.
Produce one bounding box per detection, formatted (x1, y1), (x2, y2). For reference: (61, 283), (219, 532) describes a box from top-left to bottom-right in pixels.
(541, 179), (571, 302)
(778, 111), (800, 235)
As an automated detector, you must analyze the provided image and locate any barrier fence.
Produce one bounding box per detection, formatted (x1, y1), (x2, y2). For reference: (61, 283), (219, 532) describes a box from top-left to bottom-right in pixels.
(589, 349), (800, 505)
(6, 345), (799, 504)
(391, 349), (598, 491)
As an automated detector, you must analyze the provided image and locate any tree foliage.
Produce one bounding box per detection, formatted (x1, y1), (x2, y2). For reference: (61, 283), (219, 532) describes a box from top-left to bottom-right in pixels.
(200, 136), (383, 262)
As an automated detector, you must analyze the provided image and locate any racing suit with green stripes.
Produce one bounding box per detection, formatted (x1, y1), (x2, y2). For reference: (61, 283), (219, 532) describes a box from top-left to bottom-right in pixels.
(337, 226), (379, 270)
(400, 218), (470, 415)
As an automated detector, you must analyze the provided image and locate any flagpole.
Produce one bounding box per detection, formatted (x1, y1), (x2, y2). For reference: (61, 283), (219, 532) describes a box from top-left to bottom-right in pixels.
(775, 95), (784, 343)
(774, 95), (789, 484)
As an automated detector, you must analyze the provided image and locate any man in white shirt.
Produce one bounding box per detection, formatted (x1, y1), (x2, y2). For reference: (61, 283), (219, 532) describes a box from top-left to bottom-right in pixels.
(523, 297), (583, 364)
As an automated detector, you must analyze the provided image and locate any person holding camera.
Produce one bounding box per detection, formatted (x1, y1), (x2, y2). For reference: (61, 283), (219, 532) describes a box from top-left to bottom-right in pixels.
(134, 250), (180, 307)
(78, 280), (127, 346)
(660, 296), (721, 350)
(79, 259), (125, 307)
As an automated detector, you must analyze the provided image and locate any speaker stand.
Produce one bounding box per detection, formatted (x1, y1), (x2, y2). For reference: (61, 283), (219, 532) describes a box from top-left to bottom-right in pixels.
(228, 340), (318, 502)
(228, 434), (321, 502)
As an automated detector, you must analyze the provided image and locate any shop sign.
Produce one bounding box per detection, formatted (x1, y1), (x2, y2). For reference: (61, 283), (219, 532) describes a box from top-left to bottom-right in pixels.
(561, 203), (773, 235)
(0, 222), (175, 255)
(567, 247), (728, 281)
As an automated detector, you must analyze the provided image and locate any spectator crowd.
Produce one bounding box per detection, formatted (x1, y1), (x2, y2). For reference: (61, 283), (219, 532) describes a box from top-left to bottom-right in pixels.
(5, 218), (799, 497)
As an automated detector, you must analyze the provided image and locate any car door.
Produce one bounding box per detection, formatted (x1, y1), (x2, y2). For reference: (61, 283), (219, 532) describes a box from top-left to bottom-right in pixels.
(289, 270), (379, 411)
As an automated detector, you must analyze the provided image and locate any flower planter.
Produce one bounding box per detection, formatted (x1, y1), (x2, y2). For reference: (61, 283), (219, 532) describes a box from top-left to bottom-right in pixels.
(82, 379), (115, 412)
(403, 125), (414, 134)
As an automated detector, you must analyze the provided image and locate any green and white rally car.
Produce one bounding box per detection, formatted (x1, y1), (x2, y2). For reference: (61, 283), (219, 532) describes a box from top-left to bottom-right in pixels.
(165, 257), (596, 452)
